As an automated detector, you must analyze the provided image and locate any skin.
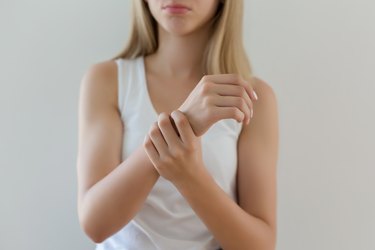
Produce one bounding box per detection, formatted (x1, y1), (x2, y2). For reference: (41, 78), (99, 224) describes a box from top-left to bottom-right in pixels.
(77, 0), (278, 249)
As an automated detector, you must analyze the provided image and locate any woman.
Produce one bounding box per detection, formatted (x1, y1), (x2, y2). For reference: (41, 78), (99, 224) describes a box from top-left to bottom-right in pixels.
(76, 0), (279, 249)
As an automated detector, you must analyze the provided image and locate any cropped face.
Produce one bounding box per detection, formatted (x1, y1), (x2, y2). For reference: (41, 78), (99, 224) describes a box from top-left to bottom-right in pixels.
(145, 0), (221, 36)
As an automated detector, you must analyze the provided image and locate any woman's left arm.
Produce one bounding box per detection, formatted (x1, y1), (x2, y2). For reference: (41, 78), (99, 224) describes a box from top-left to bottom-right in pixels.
(144, 77), (279, 250)
(178, 78), (278, 250)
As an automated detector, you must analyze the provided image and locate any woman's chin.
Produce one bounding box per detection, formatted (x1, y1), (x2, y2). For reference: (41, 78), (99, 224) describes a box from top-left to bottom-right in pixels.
(162, 25), (196, 37)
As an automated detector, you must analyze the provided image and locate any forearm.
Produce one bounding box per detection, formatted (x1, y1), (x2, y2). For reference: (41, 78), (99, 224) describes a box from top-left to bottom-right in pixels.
(175, 170), (275, 250)
(79, 145), (159, 243)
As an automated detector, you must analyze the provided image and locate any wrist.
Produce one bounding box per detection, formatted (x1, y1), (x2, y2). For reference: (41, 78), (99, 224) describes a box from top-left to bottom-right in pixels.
(173, 167), (212, 196)
(176, 108), (199, 136)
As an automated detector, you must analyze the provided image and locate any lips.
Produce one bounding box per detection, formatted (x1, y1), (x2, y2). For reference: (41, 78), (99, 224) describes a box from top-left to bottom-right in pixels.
(162, 4), (191, 10)
(163, 4), (191, 14)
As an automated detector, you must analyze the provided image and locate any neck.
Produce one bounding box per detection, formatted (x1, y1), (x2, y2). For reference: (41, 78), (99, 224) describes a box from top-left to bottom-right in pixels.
(146, 24), (212, 79)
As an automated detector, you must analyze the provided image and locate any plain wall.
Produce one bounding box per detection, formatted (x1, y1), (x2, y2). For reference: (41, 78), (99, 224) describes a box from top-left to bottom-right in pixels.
(1, 0), (374, 249)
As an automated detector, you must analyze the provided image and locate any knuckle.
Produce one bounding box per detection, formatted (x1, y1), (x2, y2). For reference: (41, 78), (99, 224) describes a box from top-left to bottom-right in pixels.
(205, 109), (220, 121)
(236, 85), (244, 96)
(238, 111), (245, 120)
(240, 98), (247, 110)
(201, 81), (213, 94)
(232, 107), (243, 120)
(185, 143), (196, 153)
(143, 137), (151, 147)
(235, 98), (246, 112)
(150, 126), (159, 137)
(235, 97), (243, 107)
(152, 122), (159, 129)
(203, 95), (213, 106)
(158, 116), (169, 127)
(231, 74), (241, 83)
(176, 115), (188, 127)
(241, 87), (247, 97)
(201, 75), (209, 82)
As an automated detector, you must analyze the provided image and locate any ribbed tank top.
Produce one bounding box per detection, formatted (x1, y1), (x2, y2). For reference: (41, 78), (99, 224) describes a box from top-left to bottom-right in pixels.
(95, 56), (243, 250)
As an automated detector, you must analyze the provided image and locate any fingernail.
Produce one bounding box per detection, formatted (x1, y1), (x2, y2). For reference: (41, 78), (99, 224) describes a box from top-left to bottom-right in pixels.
(253, 90), (258, 100)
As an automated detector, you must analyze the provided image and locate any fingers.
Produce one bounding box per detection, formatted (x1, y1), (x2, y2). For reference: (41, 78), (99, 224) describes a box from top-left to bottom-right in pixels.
(148, 122), (168, 156)
(201, 74), (258, 102)
(146, 112), (193, 159)
(170, 110), (195, 146)
(143, 135), (159, 165)
(213, 106), (245, 123)
(157, 112), (182, 147)
(212, 84), (253, 122)
(213, 96), (252, 124)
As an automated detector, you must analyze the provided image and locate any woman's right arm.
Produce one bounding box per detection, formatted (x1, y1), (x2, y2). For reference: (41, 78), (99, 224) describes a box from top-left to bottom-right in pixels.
(76, 61), (159, 243)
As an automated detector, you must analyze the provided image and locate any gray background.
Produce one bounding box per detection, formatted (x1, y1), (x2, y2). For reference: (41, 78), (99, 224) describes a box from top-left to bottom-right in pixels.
(1, 0), (374, 249)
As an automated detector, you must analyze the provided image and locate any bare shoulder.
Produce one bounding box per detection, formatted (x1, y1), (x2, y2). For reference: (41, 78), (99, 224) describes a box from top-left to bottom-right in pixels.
(250, 76), (278, 105)
(79, 60), (119, 110)
(241, 76), (279, 134)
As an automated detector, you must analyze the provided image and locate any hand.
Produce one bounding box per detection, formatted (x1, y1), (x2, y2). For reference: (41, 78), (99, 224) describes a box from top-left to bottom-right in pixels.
(143, 110), (206, 186)
(178, 74), (258, 137)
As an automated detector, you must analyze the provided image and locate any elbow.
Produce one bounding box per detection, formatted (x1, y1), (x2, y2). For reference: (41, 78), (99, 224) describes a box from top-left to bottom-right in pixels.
(257, 227), (277, 250)
(244, 225), (277, 250)
(77, 193), (135, 244)
(78, 195), (108, 243)
(84, 226), (106, 244)
(256, 219), (277, 250)
(87, 232), (107, 244)
(262, 226), (277, 250)
(87, 233), (107, 244)
(78, 205), (132, 244)
(79, 215), (108, 243)
(78, 205), (109, 244)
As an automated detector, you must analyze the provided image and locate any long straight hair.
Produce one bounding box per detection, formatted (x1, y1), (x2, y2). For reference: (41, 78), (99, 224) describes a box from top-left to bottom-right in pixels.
(111, 0), (253, 80)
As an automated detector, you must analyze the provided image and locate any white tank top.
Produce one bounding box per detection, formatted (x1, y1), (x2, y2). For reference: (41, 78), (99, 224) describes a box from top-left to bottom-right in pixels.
(95, 56), (243, 250)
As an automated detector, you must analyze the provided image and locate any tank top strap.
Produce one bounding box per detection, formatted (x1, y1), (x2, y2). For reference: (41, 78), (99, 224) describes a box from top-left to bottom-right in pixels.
(115, 57), (145, 119)
(115, 58), (125, 116)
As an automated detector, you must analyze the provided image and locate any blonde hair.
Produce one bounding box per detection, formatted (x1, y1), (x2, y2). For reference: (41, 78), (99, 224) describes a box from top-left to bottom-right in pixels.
(111, 0), (253, 80)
